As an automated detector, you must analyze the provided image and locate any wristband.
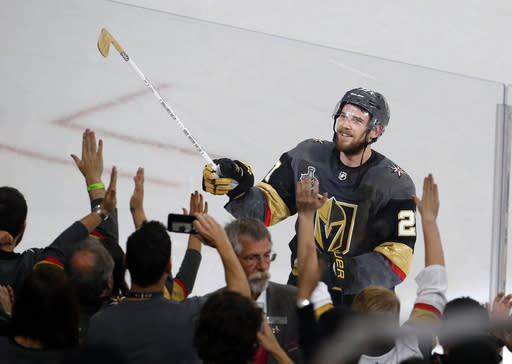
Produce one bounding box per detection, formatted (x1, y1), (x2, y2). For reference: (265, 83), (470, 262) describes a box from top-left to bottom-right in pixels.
(87, 183), (105, 192)
(93, 204), (109, 221)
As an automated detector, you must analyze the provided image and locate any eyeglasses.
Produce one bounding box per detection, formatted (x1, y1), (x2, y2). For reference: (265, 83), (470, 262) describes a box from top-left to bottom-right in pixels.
(240, 252), (277, 266)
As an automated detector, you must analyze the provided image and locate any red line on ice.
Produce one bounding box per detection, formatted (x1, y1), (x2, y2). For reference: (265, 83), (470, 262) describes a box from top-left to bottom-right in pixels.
(0, 143), (180, 188)
(50, 84), (220, 158)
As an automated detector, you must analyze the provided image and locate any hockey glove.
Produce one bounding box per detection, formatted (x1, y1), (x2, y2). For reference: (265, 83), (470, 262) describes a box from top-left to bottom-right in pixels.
(202, 158), (254, 199)
(322, 251), (354, 293)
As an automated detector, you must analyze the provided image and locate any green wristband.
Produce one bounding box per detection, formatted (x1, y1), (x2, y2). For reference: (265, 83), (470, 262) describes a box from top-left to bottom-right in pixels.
(87, 183), (105, 192)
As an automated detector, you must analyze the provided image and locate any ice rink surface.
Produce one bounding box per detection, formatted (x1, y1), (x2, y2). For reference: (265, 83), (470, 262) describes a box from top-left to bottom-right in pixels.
(2, 0), (512, 335)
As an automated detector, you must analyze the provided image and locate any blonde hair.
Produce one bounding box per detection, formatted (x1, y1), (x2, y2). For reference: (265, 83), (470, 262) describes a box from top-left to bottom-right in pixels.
(352, 285), (400, 317)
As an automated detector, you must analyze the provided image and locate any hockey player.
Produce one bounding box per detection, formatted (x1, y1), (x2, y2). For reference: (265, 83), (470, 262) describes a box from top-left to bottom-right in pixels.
(203, 88), (416, 306)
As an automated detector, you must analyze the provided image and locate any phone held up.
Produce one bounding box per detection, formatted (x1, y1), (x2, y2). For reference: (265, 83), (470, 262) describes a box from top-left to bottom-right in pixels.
(167, 213), (198, 234)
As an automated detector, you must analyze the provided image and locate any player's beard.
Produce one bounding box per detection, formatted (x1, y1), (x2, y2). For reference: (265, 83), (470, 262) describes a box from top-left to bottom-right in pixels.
(333, 132), (368, 156)
(248, 271), (271, 294)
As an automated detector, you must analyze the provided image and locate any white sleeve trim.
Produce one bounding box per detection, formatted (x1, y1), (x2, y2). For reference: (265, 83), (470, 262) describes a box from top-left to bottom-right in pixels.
(414, 265), (447, 313)
(311, 281), (333, 310)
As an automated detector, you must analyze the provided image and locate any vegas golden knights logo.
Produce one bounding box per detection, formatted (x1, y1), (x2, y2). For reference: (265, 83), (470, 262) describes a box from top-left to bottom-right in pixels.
(314, 197), (357, 254)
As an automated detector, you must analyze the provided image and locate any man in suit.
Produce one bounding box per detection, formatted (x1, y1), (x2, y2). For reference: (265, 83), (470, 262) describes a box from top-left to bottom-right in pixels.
(225, 218), (303, 364)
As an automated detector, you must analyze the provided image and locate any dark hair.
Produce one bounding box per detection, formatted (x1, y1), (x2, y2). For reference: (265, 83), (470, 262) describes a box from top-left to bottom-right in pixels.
(194, 290), (262, 364)
(225, 217), (272, 255)
(0, 186), (27, 239)
(441, 296), (490, 344)
(399, 358), (431, 364)
(442, 334), (501, 364)
(442, 296), (489, 323)
(440, 296), (500, 363)
(126, 221), (171, 287)
(65, 238), (115, 306)
(10, 264), (79, 348)
(100, 236), (128, 297)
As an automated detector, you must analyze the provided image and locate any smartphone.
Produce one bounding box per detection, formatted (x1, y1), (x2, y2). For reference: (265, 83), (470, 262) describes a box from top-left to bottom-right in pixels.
(167, 213), (198, 234)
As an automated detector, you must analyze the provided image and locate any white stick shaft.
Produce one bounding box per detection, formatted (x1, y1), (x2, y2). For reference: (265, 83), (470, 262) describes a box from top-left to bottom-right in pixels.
(124, 57), (216, 168)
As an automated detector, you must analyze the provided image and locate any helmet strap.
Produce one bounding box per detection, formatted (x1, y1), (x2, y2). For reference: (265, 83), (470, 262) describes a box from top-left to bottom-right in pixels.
(359, 129), (372, 167)
(352, 129), (372, 191)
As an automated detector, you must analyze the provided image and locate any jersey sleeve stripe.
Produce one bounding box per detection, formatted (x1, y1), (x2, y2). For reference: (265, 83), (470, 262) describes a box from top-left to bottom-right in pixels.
(33, 256), (64, 270)
(90, 230), (105, 239)
(373, 242), (413, 279)
(388, 260), (407, 281)
(172, 278), (188, 300)
(264, 195), (272, 227)
(256, 182), (291, 226)
(413, 303), (442, 319)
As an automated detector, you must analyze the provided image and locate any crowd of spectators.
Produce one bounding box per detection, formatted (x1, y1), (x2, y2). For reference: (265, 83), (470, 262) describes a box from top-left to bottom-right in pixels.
(1, 128), (511, 364)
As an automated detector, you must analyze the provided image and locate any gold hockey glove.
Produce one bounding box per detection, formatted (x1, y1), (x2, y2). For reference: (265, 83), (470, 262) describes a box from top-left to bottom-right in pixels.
(202, 158), (254, 199)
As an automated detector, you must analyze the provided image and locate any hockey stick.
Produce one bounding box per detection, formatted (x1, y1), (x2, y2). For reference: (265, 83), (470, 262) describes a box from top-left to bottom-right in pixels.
(97, 28), (216, 169)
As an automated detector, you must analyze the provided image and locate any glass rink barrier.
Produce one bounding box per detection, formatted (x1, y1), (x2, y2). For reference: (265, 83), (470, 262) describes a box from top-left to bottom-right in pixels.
(2, 0), (510, 328)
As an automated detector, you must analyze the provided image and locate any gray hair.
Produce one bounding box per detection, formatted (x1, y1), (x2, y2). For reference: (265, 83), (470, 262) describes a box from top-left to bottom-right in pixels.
(65, 237), (115, 305)
(224, 218), (272, 255)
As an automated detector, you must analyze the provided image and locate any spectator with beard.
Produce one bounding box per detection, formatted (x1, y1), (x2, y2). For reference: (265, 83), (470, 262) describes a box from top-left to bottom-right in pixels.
(225, 218), (303, 364)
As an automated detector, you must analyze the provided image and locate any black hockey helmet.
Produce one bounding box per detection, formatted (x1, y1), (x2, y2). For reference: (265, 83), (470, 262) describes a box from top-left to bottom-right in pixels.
(332, 88), (390, 141)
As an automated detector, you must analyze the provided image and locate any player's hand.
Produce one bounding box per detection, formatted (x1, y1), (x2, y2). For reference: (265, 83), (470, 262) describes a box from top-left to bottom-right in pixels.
(71, 129), (104, 186)
(412, 174), (439, 224)
(202, 158), (254, 199)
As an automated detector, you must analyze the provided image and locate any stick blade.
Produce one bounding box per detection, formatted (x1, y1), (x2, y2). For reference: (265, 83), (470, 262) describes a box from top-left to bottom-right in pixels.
(97, 28), (113, 57)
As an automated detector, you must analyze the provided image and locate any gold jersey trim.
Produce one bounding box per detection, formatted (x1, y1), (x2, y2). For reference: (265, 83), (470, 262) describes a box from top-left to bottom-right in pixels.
(163, 285), (171, 299)
(163, 283), (186, 302)
(256, 182), (291, 226)
(408, 307), (440, 323)
(33, 260), (63, 270)
(315, 303), (334, 320)
(374, 242), (413, 276)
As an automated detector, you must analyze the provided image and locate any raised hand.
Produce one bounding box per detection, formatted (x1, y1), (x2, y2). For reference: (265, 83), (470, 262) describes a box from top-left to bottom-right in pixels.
(296, 176), (327, 301)
(129, 167), (147, 229)
(412, 173), (439, 223)
(296, 176), (327, 217)
(80, 166), (117, 232)
(183, 191), (208, 216)
(183, 191), (208, 252)
(71, 129), (104, 186)
(0, 285), (13, 314)
(412, 174), (444, 267)
(100, 166), (117, 215)
(488, 292), (512, 351)
(192, 213), (229, 249)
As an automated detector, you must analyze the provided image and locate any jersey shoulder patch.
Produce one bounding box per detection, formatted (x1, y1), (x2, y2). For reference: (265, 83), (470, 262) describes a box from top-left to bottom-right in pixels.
(312, 138), (327, 144)
(387, 163), (408, 178)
